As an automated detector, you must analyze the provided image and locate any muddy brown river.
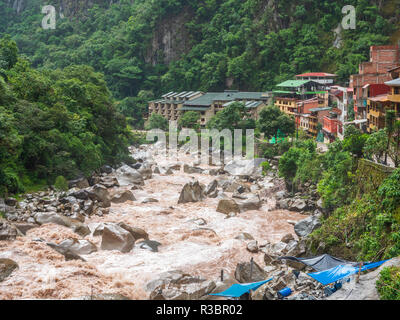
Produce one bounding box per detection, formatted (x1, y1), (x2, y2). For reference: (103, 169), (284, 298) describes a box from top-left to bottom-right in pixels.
(0, 147), (305, 300)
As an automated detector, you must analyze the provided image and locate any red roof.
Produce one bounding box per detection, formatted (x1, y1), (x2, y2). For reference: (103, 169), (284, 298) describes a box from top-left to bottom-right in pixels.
(296, 72), (337, 77)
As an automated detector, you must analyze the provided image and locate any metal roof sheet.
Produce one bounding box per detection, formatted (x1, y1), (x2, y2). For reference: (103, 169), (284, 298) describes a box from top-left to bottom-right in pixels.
(385, 78), (400, 87)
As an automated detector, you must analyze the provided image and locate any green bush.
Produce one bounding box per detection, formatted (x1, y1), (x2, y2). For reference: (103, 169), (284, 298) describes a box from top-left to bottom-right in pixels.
(261, 161), (271, 176)
(377, 266), (400, 300)
(54, 176), (69, 192)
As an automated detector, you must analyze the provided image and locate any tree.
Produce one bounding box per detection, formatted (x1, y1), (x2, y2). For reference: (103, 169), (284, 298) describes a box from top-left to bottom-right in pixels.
(178, 111), (200, 130)
(385, 110), (396, 165)
(343, 126), (369, 158)
(363, 129), (387, 164)
(258, 106), (295, 141)
(207, 102), (254, 132)
(146, 113), (168, 131)
(0, 35), (18, 71)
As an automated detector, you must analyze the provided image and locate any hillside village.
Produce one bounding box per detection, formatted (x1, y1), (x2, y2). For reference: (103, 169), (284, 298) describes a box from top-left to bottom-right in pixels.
(149, 45), (400, 148)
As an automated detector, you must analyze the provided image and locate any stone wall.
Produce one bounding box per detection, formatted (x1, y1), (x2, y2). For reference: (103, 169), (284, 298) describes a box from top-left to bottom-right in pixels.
(356, 159), (395, 196)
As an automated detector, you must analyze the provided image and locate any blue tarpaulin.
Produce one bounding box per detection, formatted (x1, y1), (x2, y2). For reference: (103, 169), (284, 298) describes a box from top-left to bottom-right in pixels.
(209, 278), (273, 298)
(308, 260), (390, 286)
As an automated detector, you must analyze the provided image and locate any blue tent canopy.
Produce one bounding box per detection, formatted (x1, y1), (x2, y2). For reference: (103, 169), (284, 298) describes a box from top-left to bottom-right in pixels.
(308, 260), (390, 286)
(209, 278), (273, 298)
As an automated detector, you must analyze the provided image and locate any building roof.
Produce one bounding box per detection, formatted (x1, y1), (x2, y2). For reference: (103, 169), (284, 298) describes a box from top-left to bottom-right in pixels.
(296, 72), (337, 78)
(369, 94), (389, 102)
(180, 106), (210, 112)
(183, 91), (271, 106)
(385, 78), (400, 87)
(276, 80), (311, 88)
(309, 107), (332, 113)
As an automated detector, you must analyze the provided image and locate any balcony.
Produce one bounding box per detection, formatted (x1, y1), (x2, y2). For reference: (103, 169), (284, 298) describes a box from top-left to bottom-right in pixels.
(388, 94), (400, 103)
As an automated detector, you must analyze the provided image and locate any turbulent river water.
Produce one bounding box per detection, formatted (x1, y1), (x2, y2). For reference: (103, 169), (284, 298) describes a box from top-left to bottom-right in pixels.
(0, 147), (306, 300)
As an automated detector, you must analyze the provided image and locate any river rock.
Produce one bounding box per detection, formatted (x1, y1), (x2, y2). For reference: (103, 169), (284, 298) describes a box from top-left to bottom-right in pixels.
(34, 212), (90, 236)
(115, 165), (144, 186)
(47, 242), (86, 261)
(100, 165), (113, 174)
(117, 222), (149, 240)
(238, 195), (262, 212)
(5, 198), (17, 207)
(183, 164), (203, 174)
(85, 184), (110, 208)
(205, 180), (218, 196)
(216, 199), (240, 215)
(68, 177), (90, 189)
(111, 190), (136, 204)
(13, 223), (38, 235)
(100, 176), (119, 188)
(289, 199), (308, 212)
(247, 240), (259, 253)
(146, 270), (216, 300)
(0, 258), (18, 282)
(138, 240), (161, 252)
(281, 233), (295, 244)
(224, 158), (266, 177)
(294, 216), (321, 238)
(235, 261), (266, 283)
(101, 224), (135, 253)
(141, 197), (159, 203)
(178, 180), (205, 204)
(235, 233), (254, 241)
(58, 238), (97, 255)
(138, 166), (153, 180)
(0, 220), (18, 240)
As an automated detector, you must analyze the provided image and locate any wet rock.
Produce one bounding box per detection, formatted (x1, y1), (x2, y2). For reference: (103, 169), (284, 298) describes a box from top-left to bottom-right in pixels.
(69, 189), (89, 200)
(141, 197), (159, 204)
(115, 165), (144, 186)
(58, 239), (97, 255)
(278, 198), (290, 210)
(153, 166), (161, 174)
(100, 176), (119, 188)
(235, 261), (266, 283)
(238, 195), (262, 212)
(87, 184), (111, 208)
(101, 224), (135, 253)
(235, 233), (254, 241)
(34, 212), (90, 237)
(117, 222), (149, 241)
(216, 199), (240, 215)
(0, 220), (18, 241)
(13, 223), (38, 235)
(47, 242), (86, 261)
(169, 164), (182, 171)
(281, 233), (295, 244)
(205, 180), (218, 196)
(289, 199), (308, 212)
(83, 200), (94, 215)
(138, 240), (161, 252)
(247, 240), (259, 253)
(146, 270), (216, 300)
(68, 177), (90, 189)
(294, 216), (321, 238)
(138, 166), (153, 180)
(178, 180), (205, 204)
(5, 198), (17, 207)
(0, 258), (18, 282)
(224, 158), (266, 177)
(111, 190), (136, 204)
(183, 164), (203, 174)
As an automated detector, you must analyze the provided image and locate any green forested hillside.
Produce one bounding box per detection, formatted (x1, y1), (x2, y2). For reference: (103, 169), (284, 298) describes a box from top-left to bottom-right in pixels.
(1, 0), (400, 102)
(0, 35), (131, 195)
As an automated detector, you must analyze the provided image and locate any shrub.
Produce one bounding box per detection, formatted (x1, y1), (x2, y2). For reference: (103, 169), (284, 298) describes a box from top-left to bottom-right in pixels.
(377, 266), (400, 300)
(261, 161), (271, 176)
(54, 175), (69, 191)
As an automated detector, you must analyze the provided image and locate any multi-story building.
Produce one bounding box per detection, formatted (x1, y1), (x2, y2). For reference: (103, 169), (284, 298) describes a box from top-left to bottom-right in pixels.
(296, 72), (337, 87)
(350, 45), (400, 120)
(330, 86), (354, 140)
(148, 90), (272, 126)
(148, 91), (204, 121)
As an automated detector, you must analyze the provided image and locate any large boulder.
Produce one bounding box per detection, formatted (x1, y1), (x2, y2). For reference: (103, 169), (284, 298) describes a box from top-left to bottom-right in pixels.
(235, 261), (266, 283)
(146, 270), (216, 300)
(216, 199), (240, 215)
(178, 181), (205, 204)
(224, 158), (267, 177)
(138, 166), (153, 180)
(58, 239), (97, 255)
(137, 240), (161, 252)
(238, 195), (262, 212)
(289, 199), (308, 212)
(117, 222), (149, 241)
(115, 165), (144, 186)
(100, 224), (135, 253)
(34, 212), (90, 237)
(111, 190), (136, 204)
(0, 258), (18, 282)
(68, 177), (90, 189)
(46, 242), (86, 261)
(294, 216), (321, 238)
(0, 220), (18, 241)
(183, 164), (203, 174)
(86, 184), (111, 208)
(205, 180), (218, 196)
